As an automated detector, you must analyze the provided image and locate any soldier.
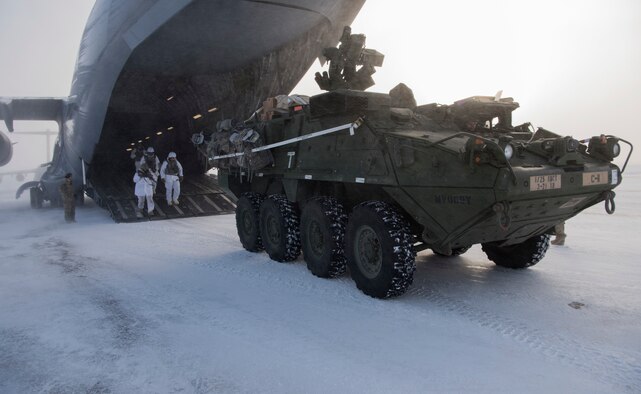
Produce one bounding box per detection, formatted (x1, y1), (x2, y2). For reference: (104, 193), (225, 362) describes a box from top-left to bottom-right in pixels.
(160, 151), (184, 206)
(59, 173), (76, 223)
(551, 222), (566, 245)
(140, 147), (160, 193)
(464, 120), (478, 132)
(130, 143), (144, 170)
(133, 162), (156, 215)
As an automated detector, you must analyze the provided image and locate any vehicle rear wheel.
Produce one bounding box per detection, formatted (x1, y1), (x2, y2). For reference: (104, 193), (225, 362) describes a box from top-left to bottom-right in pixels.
(482, 234), (551, 269)
(300, 197), (347, 278)
(235, 192), (264, 252)
(259, 194), (301, 262)
(345, 201), (416, 298)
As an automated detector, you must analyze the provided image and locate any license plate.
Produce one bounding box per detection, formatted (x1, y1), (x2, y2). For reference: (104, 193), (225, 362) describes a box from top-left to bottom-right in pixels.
(583, 171), (608, 186)
(530, 174), (561, 191)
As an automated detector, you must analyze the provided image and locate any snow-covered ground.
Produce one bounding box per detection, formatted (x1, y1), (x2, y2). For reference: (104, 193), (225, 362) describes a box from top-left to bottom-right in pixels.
(1, 169), (640, 393)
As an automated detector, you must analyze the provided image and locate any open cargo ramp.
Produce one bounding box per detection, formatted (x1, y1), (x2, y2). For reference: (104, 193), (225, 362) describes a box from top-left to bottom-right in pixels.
(90, 174), (236, 223)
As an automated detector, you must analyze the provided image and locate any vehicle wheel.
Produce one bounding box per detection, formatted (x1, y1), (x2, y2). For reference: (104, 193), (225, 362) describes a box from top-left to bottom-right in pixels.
(235, 192), (264, 252)
(29, 187), (42, 209)
(482, 234), (551, 269)
(259, 194), (301, 262)
(433, 246), (471, 257)
(300, 197), (347, 278)
(345, 201), (416, 298)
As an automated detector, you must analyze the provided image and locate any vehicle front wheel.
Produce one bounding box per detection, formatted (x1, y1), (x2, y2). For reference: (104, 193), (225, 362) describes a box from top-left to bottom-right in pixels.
(345, 201), (416, 298)
(482, 234), (551, 269)
(259, 194), (301, 262)
(300, 197), (347, 278)
(235, 192), (264, 252)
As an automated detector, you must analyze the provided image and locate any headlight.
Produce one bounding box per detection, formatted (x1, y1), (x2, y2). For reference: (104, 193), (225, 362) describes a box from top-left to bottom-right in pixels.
(504, 143), (514, 160)
(587, 135), (621, 161)
(611, 142), (621, 158)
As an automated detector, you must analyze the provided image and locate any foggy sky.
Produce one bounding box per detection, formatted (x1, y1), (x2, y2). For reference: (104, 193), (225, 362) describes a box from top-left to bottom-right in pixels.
(1, 0), (639, 176)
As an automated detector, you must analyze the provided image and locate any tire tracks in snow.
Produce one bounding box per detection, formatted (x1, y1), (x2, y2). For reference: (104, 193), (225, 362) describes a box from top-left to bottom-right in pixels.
(32, 237), (149, 349)
(181, 235), (641, 392)
(405, 284), (641, 393)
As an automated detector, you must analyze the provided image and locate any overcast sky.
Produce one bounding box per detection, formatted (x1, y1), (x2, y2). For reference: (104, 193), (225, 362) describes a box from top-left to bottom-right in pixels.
(1, 0), (639, 172)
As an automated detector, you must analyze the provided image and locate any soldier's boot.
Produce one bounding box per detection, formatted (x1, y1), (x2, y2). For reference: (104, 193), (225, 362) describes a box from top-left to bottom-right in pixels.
(551, 234), (566, 246)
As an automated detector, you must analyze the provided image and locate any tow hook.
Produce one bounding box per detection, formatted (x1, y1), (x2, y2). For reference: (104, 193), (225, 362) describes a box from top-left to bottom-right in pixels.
(603, 191), (616, 214)
(493, 201), (511, 230)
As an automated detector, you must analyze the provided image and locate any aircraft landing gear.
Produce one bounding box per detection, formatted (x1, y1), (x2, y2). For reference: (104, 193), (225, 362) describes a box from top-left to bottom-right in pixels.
(30, 187), (43, 209)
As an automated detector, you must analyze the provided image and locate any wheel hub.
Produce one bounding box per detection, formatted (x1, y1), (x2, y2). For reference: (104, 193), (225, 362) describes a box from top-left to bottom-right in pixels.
(354, 225), (382, 279)
(242, 210), (254, 235)
(266, 213), (280, 244)
(308, 220), (325, 256)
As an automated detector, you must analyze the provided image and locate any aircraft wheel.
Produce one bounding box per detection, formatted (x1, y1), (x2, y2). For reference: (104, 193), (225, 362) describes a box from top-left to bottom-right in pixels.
(29, 187), (43, 209)
(482, 234), (551, 269)
(259, 194), (300, 262)
(345, 201), (416, 298)
(235, 192), (264, 252)
(300, 197), (347, 278)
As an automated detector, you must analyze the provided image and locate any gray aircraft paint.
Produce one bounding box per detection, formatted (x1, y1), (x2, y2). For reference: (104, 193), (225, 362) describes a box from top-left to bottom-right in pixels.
(1, 0), (364, 204)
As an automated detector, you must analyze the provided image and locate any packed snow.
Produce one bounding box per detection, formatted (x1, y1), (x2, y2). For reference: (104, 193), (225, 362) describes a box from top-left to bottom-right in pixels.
(1, 168), (640, 393)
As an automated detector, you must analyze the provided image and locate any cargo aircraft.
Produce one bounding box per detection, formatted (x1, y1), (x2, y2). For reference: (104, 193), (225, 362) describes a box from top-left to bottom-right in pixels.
(0, 0), (364, 220)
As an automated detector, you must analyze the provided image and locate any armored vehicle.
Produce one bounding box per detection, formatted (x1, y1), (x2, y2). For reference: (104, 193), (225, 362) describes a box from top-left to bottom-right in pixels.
(207, 28), (632, 298)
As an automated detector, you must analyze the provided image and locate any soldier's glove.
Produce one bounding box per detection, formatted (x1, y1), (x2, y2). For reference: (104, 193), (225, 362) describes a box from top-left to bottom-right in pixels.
(179, 176), (184, 182)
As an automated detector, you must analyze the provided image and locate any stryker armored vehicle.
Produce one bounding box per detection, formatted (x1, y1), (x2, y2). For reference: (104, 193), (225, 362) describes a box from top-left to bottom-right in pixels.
(206, 27), (633, 298)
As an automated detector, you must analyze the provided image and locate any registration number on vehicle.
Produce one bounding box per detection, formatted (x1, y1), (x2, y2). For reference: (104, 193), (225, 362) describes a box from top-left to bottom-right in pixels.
(582, 171), (608, 186)
(530, 174), (561, 191)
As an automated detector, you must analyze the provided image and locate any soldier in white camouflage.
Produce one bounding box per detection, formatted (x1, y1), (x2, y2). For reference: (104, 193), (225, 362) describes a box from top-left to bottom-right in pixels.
(140, 147), (160, 193)
(160, 151), (183, 206)
(134, 162), (157, 215)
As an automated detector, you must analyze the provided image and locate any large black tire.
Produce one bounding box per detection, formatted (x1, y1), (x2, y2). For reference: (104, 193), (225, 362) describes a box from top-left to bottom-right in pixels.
(235, 192), (264, 252)
(300, 197), (347, 278)
(482, 234), (551, 269)
(259, 194), (301, 262)
(433, 246), (471, 257)
(345, 201), (416, 298)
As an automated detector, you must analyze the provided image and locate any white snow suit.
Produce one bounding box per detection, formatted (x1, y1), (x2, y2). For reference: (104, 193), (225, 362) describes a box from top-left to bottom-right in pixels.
(140, 155), (161, 193)
(134, 171), (156, 213)
(160, 158), (184, 204)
